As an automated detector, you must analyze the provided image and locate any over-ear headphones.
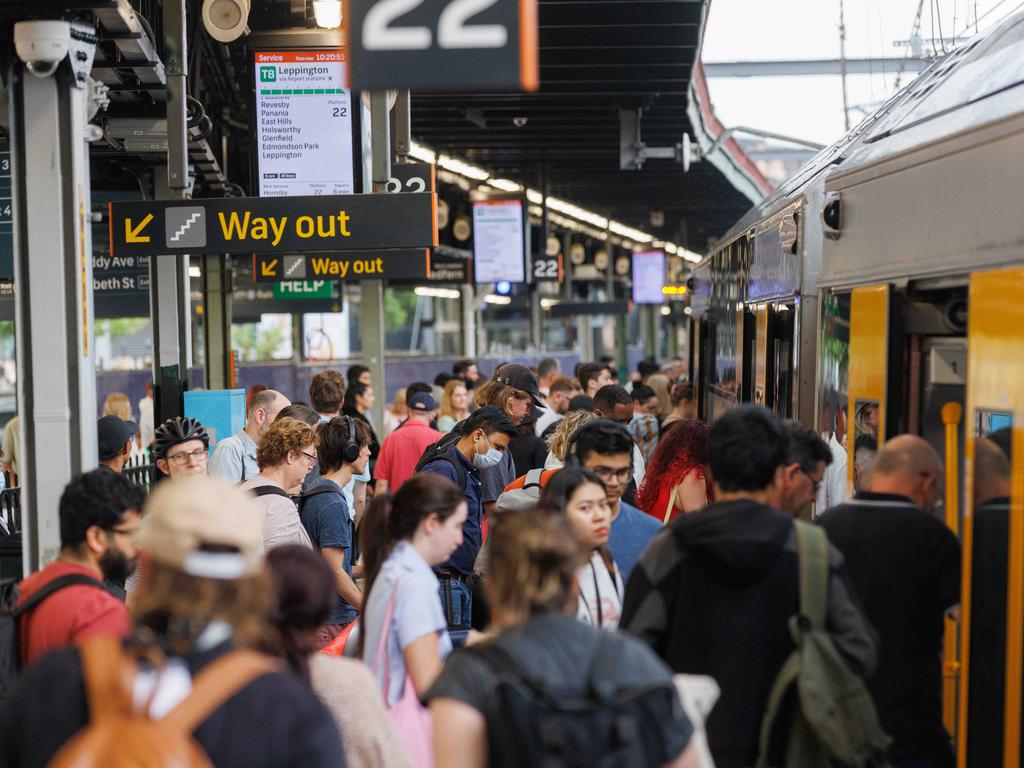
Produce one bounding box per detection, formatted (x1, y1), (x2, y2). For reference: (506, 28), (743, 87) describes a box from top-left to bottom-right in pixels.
(565, 419), (635, 471)
(342, 416), (361, 464)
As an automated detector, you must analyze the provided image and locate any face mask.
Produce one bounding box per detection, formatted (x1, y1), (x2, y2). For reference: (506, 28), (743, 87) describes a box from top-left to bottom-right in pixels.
(473, 442), (503, 469)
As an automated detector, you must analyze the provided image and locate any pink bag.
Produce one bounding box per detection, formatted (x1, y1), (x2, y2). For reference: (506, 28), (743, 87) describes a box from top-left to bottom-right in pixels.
(374, 578), (434, 768)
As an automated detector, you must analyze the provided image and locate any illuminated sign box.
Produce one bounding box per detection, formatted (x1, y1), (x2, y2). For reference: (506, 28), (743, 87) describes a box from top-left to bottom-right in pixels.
(472, 198), (526, 284)
(632, 250), (665, 304)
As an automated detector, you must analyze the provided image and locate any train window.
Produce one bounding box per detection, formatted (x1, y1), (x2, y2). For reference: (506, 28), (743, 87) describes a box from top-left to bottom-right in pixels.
(966, 411), (1013, 766)
(817, 292), (851, 508)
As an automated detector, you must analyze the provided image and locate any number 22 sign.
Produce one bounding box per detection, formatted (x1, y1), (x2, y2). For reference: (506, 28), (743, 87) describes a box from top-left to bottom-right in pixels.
(344, 0), (538, 92)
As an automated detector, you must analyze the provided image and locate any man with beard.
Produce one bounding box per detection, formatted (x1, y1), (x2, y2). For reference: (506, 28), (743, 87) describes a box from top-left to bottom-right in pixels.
(208, 389), (290, 484)
(14, 469), (145, 665)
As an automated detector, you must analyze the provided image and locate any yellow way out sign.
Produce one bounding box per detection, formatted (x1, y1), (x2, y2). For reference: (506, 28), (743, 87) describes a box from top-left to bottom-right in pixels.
(110, 192), (437, 257)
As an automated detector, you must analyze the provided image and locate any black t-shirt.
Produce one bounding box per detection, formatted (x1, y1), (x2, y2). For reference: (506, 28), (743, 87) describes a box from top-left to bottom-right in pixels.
(0, 640), (345, 768)
(425, 612), (692, 762)
(817, 492), (960, 761)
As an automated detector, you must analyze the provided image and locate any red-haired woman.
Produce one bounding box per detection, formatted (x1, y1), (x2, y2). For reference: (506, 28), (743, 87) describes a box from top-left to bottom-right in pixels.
(637, 420), (713, 523)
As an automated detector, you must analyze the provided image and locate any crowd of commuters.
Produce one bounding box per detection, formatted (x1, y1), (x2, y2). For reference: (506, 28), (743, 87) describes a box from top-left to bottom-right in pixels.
(0, 354), (966, 768)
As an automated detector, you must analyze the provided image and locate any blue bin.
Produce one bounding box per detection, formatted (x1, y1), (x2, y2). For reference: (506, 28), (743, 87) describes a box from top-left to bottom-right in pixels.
(184, 389), (246, 453)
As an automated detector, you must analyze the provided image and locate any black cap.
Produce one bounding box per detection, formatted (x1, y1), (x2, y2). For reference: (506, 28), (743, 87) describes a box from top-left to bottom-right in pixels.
(568, 395), (595, 413)
(493, 364), (545, 408)
(98, 415), (137, 460)
(408, 392), (437, 412)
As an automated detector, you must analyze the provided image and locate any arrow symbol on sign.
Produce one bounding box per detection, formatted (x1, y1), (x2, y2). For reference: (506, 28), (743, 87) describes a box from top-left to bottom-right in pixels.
(261, 258), (279, 277)
(125, 214), (154, 244)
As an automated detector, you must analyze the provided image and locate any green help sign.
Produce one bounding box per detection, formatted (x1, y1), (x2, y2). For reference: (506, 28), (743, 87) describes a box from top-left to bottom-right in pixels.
(259, 66), (276, 83)
(273, 280), (333, 300)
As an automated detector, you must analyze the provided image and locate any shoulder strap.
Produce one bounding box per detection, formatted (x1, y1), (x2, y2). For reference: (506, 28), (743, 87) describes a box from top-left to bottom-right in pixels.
(793, 521), (828, 629)
(162, 651), (279, 734)
(79, 635), (136, 725)
(663, 486), (678, 525)
(13, 573), (107, 617)
(522, 467), (545, 490)
(251, 485), (292, 499)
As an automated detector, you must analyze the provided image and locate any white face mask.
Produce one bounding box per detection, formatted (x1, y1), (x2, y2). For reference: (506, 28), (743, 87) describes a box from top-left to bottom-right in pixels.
(473, 439), (503, 469)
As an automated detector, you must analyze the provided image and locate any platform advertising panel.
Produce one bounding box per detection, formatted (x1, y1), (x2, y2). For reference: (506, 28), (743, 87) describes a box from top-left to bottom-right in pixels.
(472, 198), (526, 284)
(632, 250), (666, 304)
(254, 50), (354, 197)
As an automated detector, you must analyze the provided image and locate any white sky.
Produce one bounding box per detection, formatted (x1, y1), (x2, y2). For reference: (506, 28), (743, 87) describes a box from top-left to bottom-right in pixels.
(702, 0), (1021, 145)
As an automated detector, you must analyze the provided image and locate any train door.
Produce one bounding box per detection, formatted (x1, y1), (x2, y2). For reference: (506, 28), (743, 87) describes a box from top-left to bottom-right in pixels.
(753, 301), (797, 419)
(959, 267), (1024, 768)
(847, 285), (892, 483)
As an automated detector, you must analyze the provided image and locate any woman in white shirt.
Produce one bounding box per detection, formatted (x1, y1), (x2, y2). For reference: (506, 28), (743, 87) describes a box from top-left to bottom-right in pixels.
(358, 472), (468, 707)
(541, 466), (624, 630)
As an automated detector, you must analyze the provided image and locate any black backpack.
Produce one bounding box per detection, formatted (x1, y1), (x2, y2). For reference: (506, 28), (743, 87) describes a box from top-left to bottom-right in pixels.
(0, 573), (106, 699)
(414, 431), (469, 490)
(467, 636), (687, 768)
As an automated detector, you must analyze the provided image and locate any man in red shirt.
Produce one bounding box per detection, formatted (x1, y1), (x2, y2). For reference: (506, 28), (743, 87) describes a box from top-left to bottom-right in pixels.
(16, 468), (145, 665)
(373, 392), (444, 495)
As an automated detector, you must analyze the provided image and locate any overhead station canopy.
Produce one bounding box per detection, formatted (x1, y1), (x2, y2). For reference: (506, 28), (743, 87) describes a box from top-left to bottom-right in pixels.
(410, 0), (767, 255)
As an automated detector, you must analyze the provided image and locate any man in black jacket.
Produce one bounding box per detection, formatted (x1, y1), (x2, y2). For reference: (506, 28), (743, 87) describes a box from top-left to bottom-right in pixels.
(620, 405), (878, 768)
(818, 434), (960, 768)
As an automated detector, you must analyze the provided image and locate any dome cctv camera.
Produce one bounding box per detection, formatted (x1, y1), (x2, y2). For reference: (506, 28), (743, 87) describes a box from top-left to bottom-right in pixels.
(202, 0), (250, 43)
(14, 20), (72, 79)
(512, 117), (528, 128)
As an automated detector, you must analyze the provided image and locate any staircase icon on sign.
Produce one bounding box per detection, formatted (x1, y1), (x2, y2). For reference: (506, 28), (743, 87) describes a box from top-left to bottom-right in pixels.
(164, 206), (207, 249)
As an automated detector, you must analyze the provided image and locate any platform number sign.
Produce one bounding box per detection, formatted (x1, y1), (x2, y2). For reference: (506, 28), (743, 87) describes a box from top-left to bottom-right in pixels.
(0, 139), (12, 280)
(533, 255), (560, 282)
(346, 0), (539, 92)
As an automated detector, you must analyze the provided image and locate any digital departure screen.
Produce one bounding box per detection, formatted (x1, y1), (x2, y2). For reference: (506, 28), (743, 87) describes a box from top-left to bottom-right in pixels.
(472, 199), (526, 284)
(254, 50), (354, 197)
(632, 250), (666, 304)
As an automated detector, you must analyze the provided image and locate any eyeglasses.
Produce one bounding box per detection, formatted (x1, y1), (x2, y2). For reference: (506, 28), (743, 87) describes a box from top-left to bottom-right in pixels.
(302, 450), (318, 465)
(166, 448), (208, 466)
(106, 525), (140, 539)
(591, 467), (632, 484)
(800, 468), (823, 495)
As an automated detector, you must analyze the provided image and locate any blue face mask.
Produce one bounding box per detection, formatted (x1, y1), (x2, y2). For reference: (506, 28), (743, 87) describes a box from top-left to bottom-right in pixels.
(473, 442), (503, 469)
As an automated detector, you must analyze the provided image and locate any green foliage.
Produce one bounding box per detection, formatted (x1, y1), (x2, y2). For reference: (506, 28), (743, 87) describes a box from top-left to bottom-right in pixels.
(231, 321), (289, 361)
(384, 288), (418, 333)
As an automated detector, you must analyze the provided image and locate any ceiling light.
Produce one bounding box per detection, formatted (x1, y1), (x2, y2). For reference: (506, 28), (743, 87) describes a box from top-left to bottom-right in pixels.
(188, 266), (202, 278)
(484, 294), (512, 305)
(526, 189), (544, 205)
(415, 287), (461, 299)
(201, 0), (250, 42)
(487, 178), (522, 192)
(609, 221), (653, 243)
(409, 141), (436, 164)
(541, 298), (561, 309)
(313, 0), (342, 29)
(437, 155), (489, 181)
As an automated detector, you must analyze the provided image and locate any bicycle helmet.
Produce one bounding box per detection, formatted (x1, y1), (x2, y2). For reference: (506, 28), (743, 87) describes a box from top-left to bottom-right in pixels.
(153, 416), (210, 460)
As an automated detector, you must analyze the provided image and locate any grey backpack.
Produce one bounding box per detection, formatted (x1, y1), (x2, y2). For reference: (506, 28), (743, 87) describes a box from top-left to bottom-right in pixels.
(756, 522), (892, 768)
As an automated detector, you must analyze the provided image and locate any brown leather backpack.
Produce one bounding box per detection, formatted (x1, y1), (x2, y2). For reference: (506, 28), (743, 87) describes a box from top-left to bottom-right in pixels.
(49, 635), (279, 768)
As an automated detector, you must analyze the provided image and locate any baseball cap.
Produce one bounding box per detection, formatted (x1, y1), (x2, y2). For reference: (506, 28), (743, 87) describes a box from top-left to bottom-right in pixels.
(97, 415), (137, 460)
(139, 476), (263, 580)
(493, 364), (545, 408)
(409, 392), (437, 412)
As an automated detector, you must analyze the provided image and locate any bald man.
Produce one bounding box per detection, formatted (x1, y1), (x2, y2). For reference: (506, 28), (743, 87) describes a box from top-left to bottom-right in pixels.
(208, 388), (291, 483)
(964, 434), (1011, 767)
(817, 435), (960, 768)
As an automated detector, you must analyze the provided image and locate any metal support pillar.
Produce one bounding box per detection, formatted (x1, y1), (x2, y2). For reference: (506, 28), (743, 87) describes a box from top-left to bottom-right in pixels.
(609, 245), (627, 375)
(150, 171), (192, 423)
(10, 68), (98, 570)
(393, 90), (411, 161)
(643, 305), (659, 360)
(201, 254), (232, 389)
(150, 0), (191, 420)
(361, 90), (390, 430)
(460, 285), (477, 357)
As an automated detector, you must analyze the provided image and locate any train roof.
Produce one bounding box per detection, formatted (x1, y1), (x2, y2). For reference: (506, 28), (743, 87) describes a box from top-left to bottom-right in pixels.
(706, 10), (1024, 258)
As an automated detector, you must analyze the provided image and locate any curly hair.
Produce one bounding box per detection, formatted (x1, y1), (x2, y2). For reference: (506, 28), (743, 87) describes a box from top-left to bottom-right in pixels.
(256, 417), (318, 470)
(546, 411), (597, 462)
(636, 419), (711, 513)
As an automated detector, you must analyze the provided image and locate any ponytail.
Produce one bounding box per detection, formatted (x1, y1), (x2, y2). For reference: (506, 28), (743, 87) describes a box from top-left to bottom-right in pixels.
(357, 473), (465, 655)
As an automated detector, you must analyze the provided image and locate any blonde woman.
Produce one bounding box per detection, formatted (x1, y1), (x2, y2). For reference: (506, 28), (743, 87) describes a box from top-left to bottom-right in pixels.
(384, 388), (407, 436)
(544, 410), (597, 469)
(437, 380), (471, 433)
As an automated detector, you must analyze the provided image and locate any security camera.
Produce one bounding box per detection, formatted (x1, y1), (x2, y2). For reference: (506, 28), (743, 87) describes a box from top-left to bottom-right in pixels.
(512, 116), (528, 128)
(14, 20), (71, 79)
(202, 0), (250, 43)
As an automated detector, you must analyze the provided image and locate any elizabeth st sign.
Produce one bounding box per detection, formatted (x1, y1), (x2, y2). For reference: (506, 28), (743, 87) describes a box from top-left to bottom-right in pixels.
(108, 192), (437, 259)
